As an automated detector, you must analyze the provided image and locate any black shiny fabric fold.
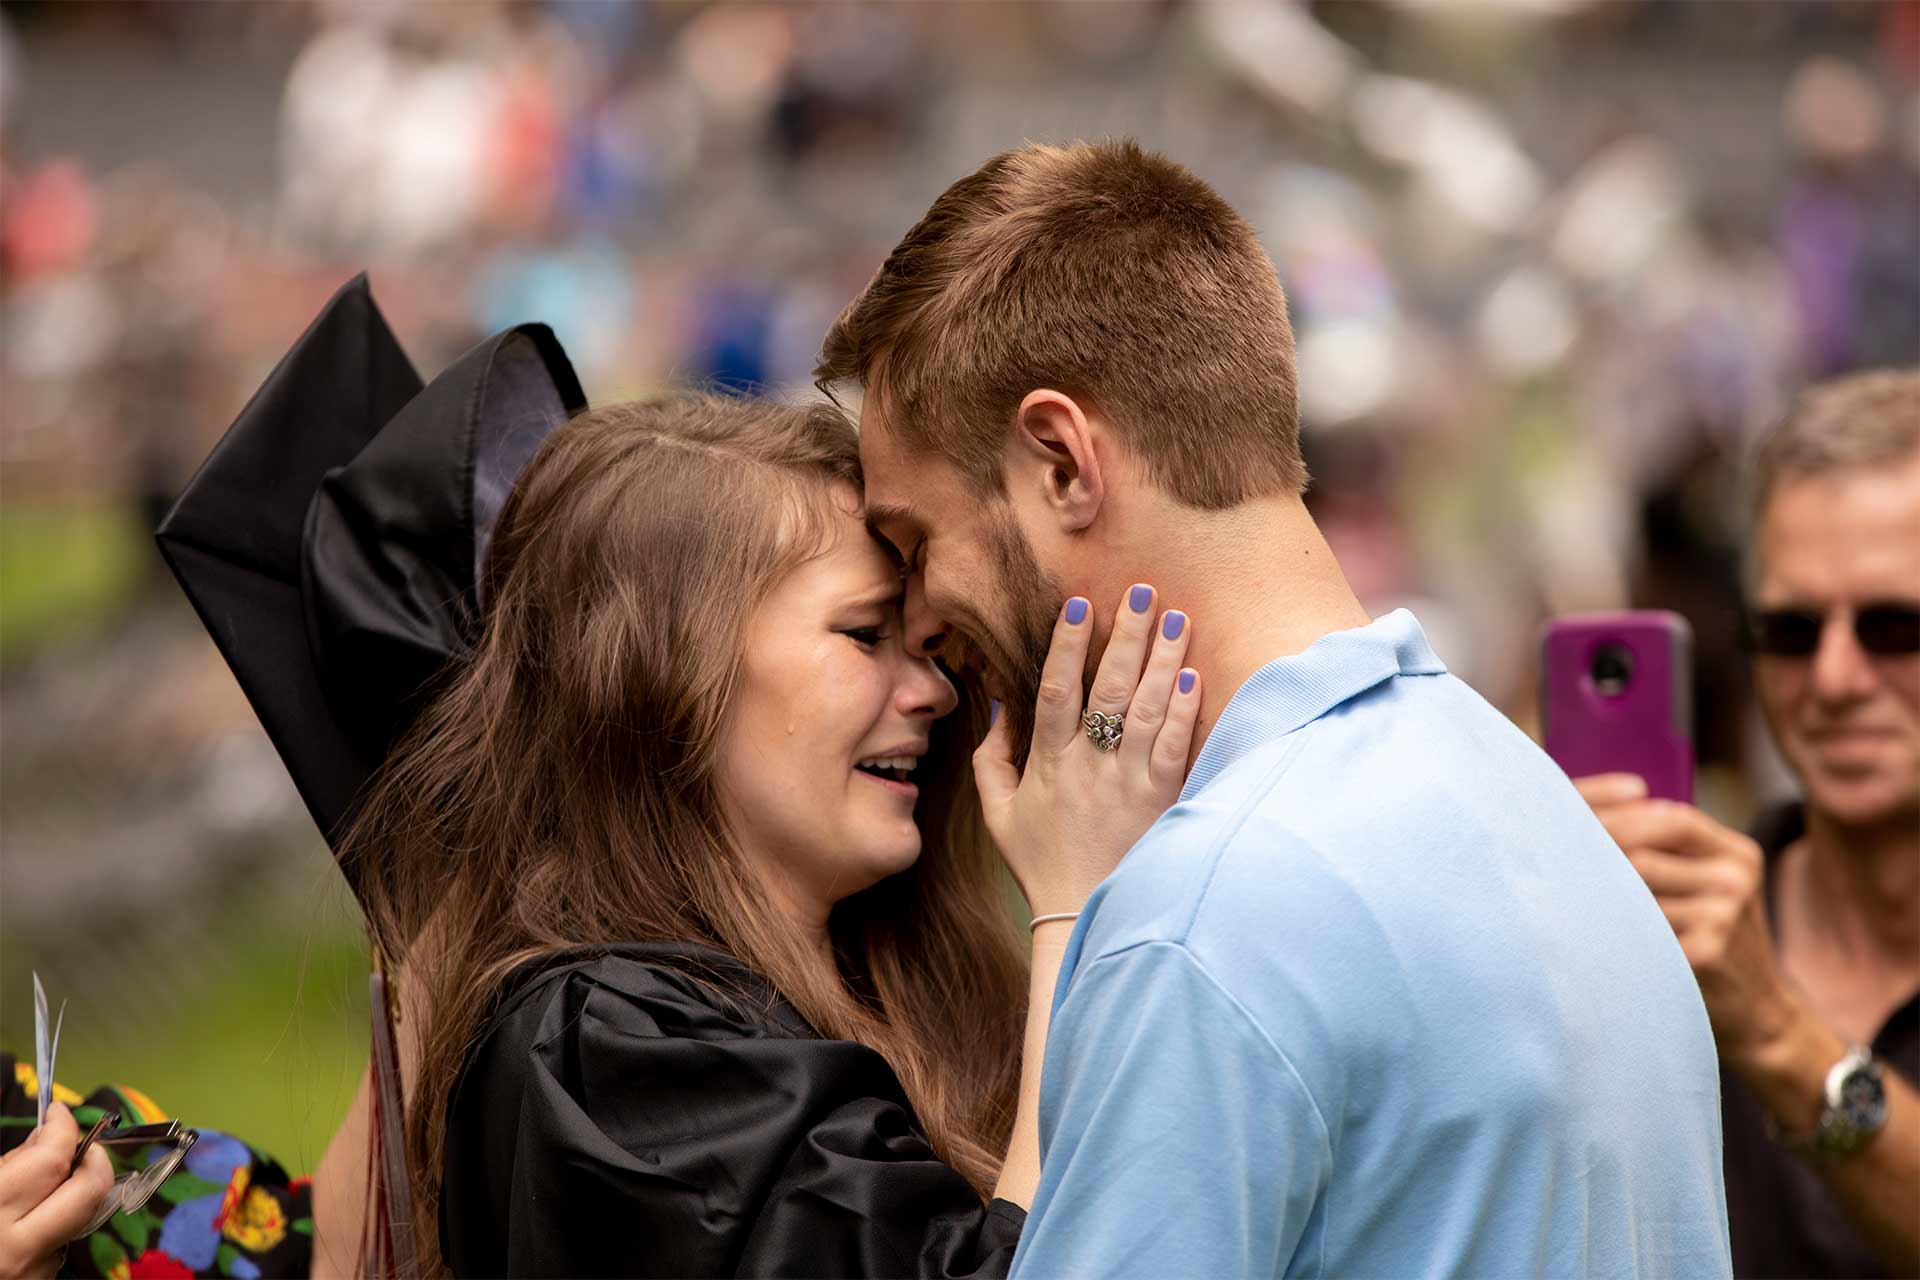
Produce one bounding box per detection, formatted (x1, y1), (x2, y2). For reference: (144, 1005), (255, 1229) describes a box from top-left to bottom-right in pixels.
(156, 274), (584, 883)
(301, 324), (585, 776)
(440, 943), (1024, 1278)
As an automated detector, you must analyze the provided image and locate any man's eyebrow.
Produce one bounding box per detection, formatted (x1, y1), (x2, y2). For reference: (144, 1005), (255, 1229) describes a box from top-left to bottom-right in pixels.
(863, 502), (922, 535)
(863, 502), (922, 573)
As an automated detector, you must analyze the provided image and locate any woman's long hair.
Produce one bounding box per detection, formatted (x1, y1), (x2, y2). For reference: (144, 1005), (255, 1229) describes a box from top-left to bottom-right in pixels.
(347, 394), (1028, 1272)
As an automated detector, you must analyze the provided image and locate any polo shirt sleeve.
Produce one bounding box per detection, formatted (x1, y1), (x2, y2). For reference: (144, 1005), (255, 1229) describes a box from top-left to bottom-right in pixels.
(1009, 940), (1331, 1280)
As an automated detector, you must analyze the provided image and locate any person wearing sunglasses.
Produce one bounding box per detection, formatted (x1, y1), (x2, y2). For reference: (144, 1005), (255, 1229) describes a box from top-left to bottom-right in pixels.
(1579, 368), (1919, 1279)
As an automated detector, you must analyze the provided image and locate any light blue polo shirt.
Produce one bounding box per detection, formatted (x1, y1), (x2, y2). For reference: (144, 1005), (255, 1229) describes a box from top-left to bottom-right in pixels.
(1011, 611), (1729, 1279)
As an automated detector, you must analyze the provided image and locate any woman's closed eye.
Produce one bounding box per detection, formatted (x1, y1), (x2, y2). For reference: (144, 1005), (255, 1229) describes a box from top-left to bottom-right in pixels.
(840, 626), (891, 649)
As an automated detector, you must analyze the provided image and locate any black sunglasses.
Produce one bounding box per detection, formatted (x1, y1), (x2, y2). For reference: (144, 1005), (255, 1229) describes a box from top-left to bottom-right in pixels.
(1747, 602), (1920, 657)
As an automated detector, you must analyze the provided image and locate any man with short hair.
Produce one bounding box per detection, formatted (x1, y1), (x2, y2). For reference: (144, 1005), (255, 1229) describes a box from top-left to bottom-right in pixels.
(818, 139), (1731, 1277)
(1579, 369), (1919, 1278)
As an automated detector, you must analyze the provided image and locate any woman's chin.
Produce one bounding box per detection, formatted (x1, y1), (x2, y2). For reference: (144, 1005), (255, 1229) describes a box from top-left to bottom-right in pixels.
(848, 830), (924, 887)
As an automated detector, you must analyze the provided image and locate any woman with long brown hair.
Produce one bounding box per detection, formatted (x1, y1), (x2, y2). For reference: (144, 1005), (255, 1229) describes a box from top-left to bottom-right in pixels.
(201, 294), (1199, 1280)
(334, 389), (1201, 1277)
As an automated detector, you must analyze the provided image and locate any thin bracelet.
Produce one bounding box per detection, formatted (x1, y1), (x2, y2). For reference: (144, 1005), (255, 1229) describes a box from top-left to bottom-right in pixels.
(1029, 912), (1080, 932)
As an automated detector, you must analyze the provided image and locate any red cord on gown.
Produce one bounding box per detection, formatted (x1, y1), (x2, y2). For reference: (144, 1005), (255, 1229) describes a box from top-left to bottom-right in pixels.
(365, 961), (419, 1279)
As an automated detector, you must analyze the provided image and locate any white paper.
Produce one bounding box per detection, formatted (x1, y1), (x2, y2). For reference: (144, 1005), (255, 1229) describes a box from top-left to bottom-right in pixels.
(32, 972), (64, 1130)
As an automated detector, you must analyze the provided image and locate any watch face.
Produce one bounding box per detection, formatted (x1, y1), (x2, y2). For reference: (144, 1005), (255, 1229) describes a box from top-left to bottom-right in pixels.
(1838, 1062), (1888, 1133)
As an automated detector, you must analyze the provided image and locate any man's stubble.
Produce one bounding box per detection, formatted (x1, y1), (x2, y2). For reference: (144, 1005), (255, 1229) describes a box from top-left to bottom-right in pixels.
(980, 500), (1066, 768)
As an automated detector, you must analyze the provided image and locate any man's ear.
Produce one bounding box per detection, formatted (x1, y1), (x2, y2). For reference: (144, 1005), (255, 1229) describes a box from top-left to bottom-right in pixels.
(1012, 390), (1104, 533)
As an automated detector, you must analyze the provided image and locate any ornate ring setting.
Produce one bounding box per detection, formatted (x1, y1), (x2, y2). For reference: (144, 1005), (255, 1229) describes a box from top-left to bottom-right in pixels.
(1081, 708), (1124, 752)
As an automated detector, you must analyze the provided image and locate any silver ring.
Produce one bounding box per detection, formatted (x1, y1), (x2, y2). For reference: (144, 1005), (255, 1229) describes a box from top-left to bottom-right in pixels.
(1081, 708), (1124, 752)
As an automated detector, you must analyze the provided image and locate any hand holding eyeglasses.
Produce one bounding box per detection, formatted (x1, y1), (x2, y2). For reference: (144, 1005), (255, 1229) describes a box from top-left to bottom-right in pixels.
(67, 1117), (199, 1237)
(0, 1102), (200, 1279)
(0, 1102), (113, 1280)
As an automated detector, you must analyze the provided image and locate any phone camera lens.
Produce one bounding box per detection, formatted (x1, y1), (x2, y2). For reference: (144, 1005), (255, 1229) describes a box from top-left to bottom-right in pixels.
(1590, 644), (1634, 697)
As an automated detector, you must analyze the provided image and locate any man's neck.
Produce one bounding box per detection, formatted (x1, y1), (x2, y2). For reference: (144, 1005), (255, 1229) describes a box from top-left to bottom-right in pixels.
(1795, 803), (1920, 967)
(1107, 493), (1372, 765)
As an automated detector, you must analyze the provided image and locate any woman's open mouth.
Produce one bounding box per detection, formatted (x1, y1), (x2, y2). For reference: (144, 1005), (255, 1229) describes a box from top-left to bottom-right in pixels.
(855, 754), (921, 797)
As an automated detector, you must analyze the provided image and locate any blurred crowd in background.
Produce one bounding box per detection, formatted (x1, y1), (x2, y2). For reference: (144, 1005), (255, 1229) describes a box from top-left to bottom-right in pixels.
(2, 0), (1916, 1167)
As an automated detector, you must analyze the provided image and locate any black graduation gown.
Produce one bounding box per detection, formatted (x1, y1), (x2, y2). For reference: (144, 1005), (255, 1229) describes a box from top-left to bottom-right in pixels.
(439, 942), (1027, 1278)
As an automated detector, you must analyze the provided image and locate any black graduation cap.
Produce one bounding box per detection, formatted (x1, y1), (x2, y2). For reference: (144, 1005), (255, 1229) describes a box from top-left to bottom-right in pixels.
(156, 274), (586, 897)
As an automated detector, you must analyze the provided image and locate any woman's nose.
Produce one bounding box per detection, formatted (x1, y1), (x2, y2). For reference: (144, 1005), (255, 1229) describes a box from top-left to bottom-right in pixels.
(901, 656), (960, 719)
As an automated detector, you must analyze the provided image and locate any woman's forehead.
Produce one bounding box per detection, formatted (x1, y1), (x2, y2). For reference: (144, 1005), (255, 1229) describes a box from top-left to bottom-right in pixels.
(775, 506), (903, 609)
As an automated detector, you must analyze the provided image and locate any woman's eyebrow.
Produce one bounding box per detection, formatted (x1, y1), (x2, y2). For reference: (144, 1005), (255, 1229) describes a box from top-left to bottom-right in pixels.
(843, 579), (906, 609)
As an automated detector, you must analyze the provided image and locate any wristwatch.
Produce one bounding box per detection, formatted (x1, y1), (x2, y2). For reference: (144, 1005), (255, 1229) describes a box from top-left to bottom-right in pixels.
(1808, 1045), (1888, 1156)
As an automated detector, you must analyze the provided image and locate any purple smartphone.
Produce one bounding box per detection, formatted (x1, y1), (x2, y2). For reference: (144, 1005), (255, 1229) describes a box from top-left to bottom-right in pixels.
(1540, 610), (1694, 803)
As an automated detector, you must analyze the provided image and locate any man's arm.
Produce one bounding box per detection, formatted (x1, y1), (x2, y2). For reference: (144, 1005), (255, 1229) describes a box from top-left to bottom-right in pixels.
(1009, 940), (1329, 1280)
(1578, 777), (1919, 1275)
(1730, 995), (1919, 1275)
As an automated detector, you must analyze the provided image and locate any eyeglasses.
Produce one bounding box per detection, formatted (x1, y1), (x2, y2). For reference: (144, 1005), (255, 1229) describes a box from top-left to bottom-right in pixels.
(68, 1115), (200, 1234)
(1747, 603), (1920, 657)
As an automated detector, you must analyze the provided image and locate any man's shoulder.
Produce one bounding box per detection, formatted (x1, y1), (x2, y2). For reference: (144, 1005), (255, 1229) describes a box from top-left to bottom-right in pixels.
(1076, 664), (1662, 1018)
(1092, 676), (1497, 941)
(1083, 758), (1360, 964)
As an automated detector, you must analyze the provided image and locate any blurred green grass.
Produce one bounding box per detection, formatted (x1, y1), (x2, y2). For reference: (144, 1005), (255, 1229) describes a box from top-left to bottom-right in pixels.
(0, 502), (151, 665)
(3, 498), (371, 1167)
(1, 907), (370, 1174)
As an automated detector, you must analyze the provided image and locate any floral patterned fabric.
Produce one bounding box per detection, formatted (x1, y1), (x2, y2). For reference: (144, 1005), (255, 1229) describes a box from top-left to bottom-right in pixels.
(1, 1052), (313, 1280)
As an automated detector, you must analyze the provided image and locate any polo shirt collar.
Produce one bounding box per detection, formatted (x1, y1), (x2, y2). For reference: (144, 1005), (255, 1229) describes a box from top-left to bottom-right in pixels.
(1181, 608), (1446, 801)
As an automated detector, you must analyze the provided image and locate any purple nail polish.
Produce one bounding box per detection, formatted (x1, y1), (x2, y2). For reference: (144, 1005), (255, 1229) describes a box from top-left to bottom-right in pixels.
(1162, 611), (1185, 640)
(1178, 670), (1196, 694)
(989, 699), (1002, 726)
(1129, 585), (1152, 613)
(1065, 597), (1088, 625)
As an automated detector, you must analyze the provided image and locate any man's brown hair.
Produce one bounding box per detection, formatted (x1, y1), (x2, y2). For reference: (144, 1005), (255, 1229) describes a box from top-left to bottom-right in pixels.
(1751, 367), (1920, 519)
(817, 138), (1306, 509)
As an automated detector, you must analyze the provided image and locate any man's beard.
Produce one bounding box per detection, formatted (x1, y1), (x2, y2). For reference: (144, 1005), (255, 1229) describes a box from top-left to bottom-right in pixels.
(978, 502), (1064, 768)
